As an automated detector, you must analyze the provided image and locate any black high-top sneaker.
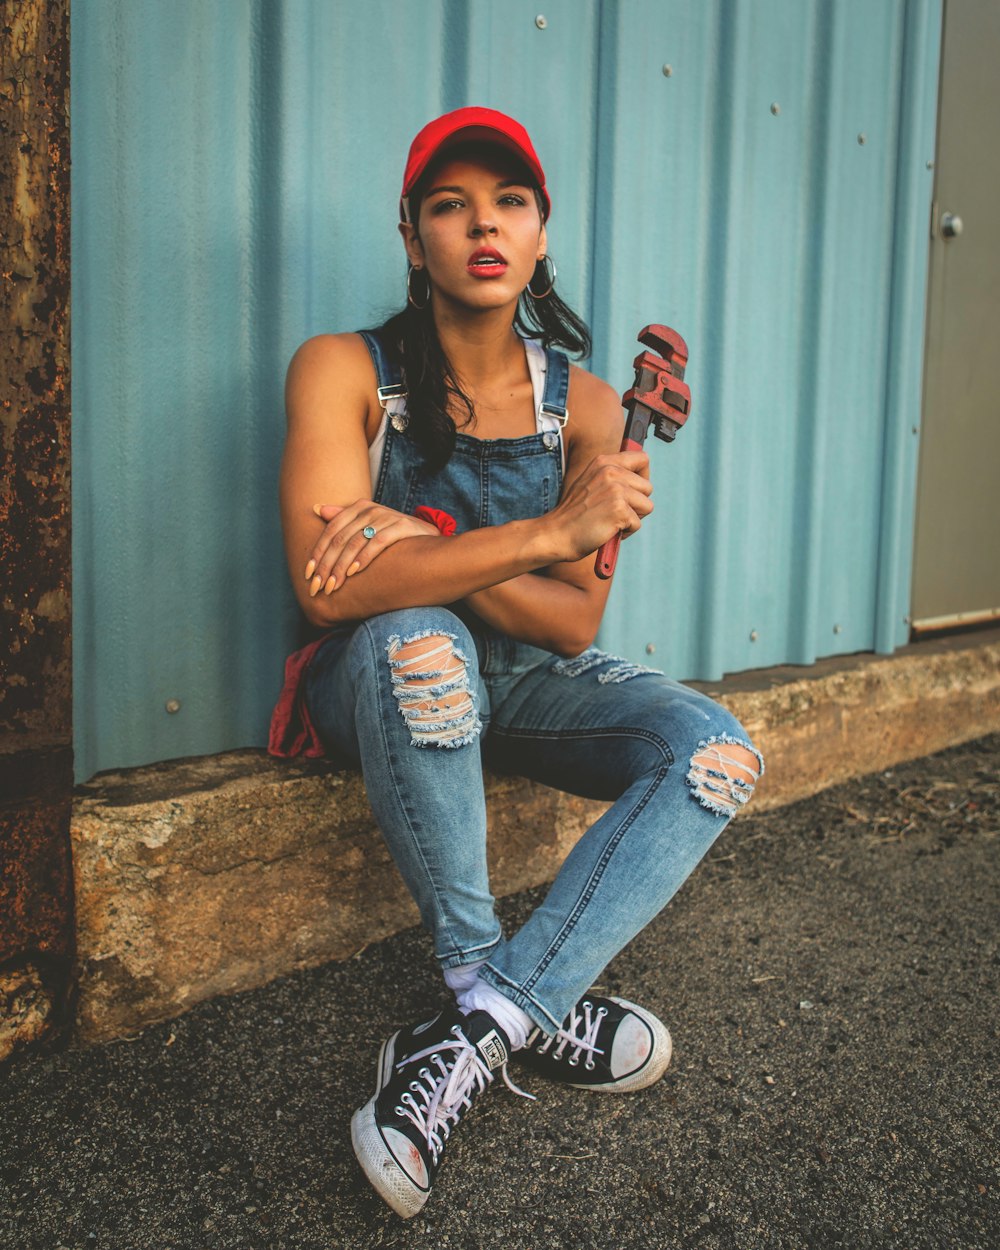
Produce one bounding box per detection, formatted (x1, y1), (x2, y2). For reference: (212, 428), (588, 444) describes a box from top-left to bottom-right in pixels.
(351, 1007), (514, 1218)
(515, 995), (672, 1092)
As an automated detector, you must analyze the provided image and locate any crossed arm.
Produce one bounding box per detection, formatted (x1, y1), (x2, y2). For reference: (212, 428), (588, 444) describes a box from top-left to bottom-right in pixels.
(279, 333), (651, 658)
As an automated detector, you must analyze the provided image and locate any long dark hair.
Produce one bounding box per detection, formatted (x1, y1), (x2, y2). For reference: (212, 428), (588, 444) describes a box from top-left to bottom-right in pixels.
(369, 163), (592, 471)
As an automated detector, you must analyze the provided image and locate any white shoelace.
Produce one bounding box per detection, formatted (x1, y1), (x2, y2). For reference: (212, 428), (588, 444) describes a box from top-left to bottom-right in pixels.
(533, 1001), (608, 1071)
(395, 1030), (533, 1163)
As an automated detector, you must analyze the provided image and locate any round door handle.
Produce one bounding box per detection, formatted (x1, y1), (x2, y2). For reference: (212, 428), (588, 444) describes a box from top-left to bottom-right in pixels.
(941, 212), (963, 238)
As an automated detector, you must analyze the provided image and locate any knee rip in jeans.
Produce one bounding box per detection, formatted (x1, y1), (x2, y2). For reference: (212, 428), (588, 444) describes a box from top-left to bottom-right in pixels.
(386, 630), (481, 748)
(687, 734), (764, 819)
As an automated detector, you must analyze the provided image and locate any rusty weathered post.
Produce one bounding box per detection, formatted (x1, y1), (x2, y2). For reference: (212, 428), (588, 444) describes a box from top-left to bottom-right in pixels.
(0, 0), (73, 1062)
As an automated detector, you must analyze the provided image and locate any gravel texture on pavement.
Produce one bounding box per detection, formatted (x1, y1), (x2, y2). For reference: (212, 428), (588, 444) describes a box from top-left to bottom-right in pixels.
(2, 734), (998, 1250)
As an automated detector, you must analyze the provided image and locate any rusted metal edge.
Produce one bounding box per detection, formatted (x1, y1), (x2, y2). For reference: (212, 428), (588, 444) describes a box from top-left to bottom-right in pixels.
(0, 0), (74, 1064)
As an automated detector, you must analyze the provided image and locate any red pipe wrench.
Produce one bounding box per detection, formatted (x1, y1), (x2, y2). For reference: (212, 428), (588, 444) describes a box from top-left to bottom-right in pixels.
(594, 324), (691, 580)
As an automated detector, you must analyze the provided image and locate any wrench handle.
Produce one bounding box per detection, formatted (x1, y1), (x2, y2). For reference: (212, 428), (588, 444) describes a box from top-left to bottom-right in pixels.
(594, 436), (644, 580)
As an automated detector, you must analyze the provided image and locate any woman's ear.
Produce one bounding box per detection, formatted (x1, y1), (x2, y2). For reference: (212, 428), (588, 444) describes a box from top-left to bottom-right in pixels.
(398, 221), (424, 268)
(537, 222), (548, 262)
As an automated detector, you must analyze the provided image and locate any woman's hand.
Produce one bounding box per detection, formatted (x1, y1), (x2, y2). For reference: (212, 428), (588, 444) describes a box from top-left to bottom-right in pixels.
(304, 501), (442, 596)
(545, 449), (654, 562)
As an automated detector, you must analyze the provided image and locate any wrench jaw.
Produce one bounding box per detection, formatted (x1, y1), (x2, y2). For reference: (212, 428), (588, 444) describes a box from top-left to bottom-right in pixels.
(652, 413), (684, 444)
(637, 324), (689, 375)
(621, 352), (691, 445)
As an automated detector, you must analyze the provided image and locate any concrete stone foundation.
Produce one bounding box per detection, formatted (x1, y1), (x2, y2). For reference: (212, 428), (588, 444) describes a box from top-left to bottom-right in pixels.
(71, 760), (599, 1045)
(71, 631), (1000, 1046)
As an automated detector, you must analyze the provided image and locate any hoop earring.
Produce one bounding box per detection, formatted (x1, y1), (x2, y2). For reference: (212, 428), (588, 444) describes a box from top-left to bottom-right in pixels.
(407, 266), (430, 310)
(527, 255), (557, 299)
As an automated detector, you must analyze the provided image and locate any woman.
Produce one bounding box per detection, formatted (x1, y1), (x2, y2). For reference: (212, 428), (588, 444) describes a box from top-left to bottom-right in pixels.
(275, 107), (763, 1219)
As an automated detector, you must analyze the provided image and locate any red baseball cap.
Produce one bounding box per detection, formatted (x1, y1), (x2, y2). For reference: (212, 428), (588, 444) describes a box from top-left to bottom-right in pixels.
(400, 107), (550, 223)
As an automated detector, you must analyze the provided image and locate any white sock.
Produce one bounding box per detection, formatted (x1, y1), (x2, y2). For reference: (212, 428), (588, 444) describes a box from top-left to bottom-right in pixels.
(455, 980), (534, 1052)
(443, 960), (485, 995)
(443, 961), (535, 1050)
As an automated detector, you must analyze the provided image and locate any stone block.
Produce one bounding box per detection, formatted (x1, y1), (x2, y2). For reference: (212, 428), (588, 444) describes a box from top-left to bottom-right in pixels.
(709, 632), (1000, 812)
(71, 753), (606, 1043)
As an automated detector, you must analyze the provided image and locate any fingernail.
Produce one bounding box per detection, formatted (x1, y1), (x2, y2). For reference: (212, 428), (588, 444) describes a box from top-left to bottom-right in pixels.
(347, 561), (361, 577)
(309, 574), (323, 597)
(324, 576), (337, 594)
(312, 504), (323, 516)
(305, 559), (316, 579)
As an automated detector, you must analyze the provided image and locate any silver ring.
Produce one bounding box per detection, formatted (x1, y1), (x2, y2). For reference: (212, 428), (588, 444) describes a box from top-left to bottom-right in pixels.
(362, 525), (377, 540)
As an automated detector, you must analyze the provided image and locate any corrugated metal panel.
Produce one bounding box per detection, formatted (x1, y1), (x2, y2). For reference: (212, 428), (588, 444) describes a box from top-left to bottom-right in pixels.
(71, 0), (941, 781)
(591, 0), (941, 676)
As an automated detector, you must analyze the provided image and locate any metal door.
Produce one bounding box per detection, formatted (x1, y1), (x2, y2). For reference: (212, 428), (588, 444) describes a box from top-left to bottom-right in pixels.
(911, 0), (1000, 632)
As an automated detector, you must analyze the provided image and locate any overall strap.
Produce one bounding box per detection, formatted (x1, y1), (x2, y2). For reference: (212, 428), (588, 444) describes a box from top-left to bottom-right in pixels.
(539, 346), (569, 427)
(357, 330), (408, 415)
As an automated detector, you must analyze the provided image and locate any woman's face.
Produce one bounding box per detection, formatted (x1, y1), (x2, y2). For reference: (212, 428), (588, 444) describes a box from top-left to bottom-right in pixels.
(400, 150), (547, 314)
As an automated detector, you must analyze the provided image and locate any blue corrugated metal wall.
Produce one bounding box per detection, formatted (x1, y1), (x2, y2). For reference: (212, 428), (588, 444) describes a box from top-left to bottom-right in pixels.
(71, 0), (942, 781)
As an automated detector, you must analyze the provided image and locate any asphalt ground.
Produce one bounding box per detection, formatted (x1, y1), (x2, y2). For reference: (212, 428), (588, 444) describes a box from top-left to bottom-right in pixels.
(2, 734), (998, 1250)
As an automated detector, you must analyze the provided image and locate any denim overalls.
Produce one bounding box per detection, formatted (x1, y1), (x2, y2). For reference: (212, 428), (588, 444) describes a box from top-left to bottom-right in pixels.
(365, 330), (570, 689)
(305, 331), (763, 1034)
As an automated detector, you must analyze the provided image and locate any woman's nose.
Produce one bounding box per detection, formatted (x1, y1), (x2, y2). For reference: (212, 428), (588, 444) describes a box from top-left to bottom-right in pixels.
(470, 216), (498, 237)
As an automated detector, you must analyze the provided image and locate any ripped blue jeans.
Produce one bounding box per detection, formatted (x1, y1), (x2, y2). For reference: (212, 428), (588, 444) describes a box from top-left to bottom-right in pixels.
(306, 606), (763, 1035)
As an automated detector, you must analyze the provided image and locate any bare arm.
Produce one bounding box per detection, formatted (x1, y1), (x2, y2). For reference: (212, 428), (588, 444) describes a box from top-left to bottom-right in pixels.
(280, 335), (650, 630)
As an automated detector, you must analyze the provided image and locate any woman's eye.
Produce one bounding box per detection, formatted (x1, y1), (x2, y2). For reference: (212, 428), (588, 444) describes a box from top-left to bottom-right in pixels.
(498, 194), (527, 207)
(431, 198), (464, 213)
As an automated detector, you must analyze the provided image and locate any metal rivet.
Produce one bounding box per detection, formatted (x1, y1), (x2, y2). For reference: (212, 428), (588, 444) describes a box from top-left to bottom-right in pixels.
(535, 14), (547, 28)
(857, 133), (866, 145)
(926, 159), (934, 170)
(749, 630), (758, 642)
(645, 643), (656, 655)
(542, 431), (558, 450)
(165, 699), (181, 714)
(662, 64), (673, 77)
(770, 102), (780, 116)
(833, 624), (843, 635)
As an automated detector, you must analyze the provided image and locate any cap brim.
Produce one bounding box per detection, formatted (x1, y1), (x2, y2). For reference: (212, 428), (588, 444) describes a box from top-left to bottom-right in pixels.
(402, 124), (549, 219)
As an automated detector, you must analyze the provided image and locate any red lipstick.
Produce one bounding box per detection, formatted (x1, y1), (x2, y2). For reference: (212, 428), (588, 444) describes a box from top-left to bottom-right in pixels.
(467, 246), (508, 278)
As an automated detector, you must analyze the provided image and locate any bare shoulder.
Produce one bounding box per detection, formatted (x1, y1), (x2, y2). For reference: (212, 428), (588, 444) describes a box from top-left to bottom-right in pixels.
(287, 330), (375, 376)
(285, 331), (379, 429)
(566, 363), (623, 456)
